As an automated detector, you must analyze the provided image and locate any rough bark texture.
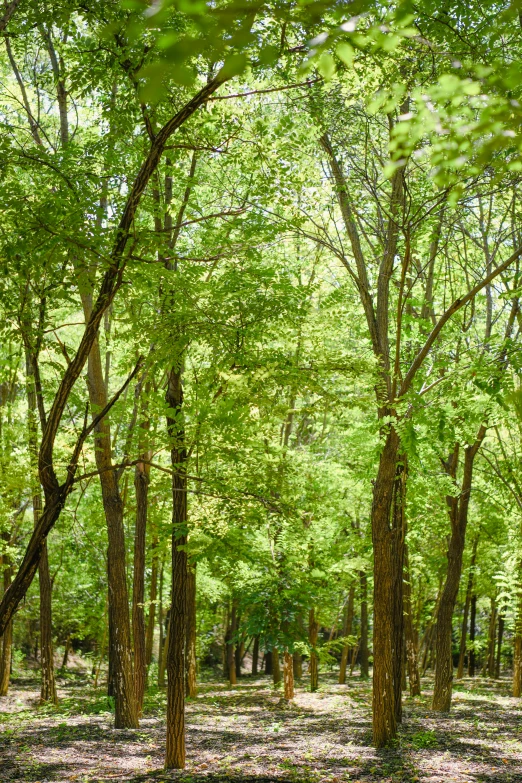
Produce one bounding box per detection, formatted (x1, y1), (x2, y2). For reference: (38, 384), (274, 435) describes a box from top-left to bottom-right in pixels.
(283, 651), (294, 700)
(432, 428), (485, 712)
(165, 365), (188, 769)
(185, 565), (197, 697)
(293, 650), (303, 679)
(309, 608), (319, 692)
(457, 537), (478, 680)
(339, 584), (355, 685)
(371, 428), (405, 746)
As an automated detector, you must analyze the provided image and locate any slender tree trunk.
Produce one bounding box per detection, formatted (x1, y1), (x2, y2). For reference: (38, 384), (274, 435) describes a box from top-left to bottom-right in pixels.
(457, 538), (478, 679)
(26, 350), (57, 705)
(61, 634), (71, 670)
(432, 430), (485, 712)
(159, 611), (170, 689)
(293, 650), (303, 679)
(309, 608), (319, 692)
(495, 614), (504, 679)
(145, 536), (158, 667)
(185, 565), (197, 697)
(165, 364), (188, 769)
(132, 397), (150, 713)
(272, 647), (281, 686)
(486, 599), (497, 678)
(227, 602), (237, 686)
(469, 594), (477, 678)
(264, 650), (272, 675)
(403, 546), (421, 696)
(0, 546), (12, 696)
(339, 584), (355, 684)
(283, 651), (294, 700)
(359, 572), (369, 679)
(158, 558), (165, 687)
(252, 635), (259, 675)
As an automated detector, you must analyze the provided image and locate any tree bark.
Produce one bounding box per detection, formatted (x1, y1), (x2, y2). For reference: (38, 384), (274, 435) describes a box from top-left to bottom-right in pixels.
(283, 651), (294, 700)
(403, 546), (421, 696)
(371, 428), (405, 745)
(133, 390), (150, 713)
(26, 349), (57, 705)
(165, 364), (188, 769)
(485, 599), (497, 678)
(0, 545), (12, 696)
(339, 584), (355, 684)
(457, 537), (478, 679)
(145, 536), (159, 667)
(495, 614), (504, 679)
(359, 572), (369, 679)
(252, 635), (259, 675)
(227, 602), (237, 686)
(293, 650), (303, 679)
(272, 647), (281, 686)
(469, 594), (477, 678)
(432, 429), (485, 712)
(309, 608), (319, 692)
(185, 565), (197, 697)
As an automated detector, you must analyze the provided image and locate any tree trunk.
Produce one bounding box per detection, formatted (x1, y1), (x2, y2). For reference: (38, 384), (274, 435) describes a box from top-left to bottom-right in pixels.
(26, 350), (57, 705)
(432, 430), (485, 713)
(157, 557), (165, 687)
(82, 324), (138, 728)
(264, 650), (272, 675)
(227, 602), (237, 686)
(371, 428), (405, 746)
(145, 536), (158, 667)
(293, 650), (302, 679)
(61, 634), (71, 670)
(469, 594), (477, 678)
(272, 647), (281, 686)
(0, 546), (12, 696)
(283, 651), (294, 700)
(165, 364), (188, 769)
(359, 571), (369, 679)
(252, 635), (259, 675)
(185, 565), (197, 698)
(339, 584), (355, 684)
(496, 614), (504, 679)
(457, 537), (478, 680)
(403, 547), (421, 696)
(132, 400), (150, 713)
(309, 608), (319, 692)
(485, 599), (497, 678)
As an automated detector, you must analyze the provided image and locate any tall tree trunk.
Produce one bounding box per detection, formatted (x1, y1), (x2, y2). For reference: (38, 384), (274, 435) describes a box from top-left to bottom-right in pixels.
(158, 557), (165, 687)
(403, 546), (421, 697)
(432, 429), (485, 712)
(309, 608), (319, 692)
(252, 635), (259, 675)
(469, 594), (477, 678)
(272, 647), (281, 686)
(227, 602), (237, 686)
(81, 320), (138, 728)
(133, 393), (150, 714)
(486, 599), (497, 678)
(0, 545), (12, 696)
(165, 364), (188, 769)
(371, 428), (405, 745)
(495, 614), (504, 679)
(293, 650), (303, 679)
(457, 537), (478, 679)
(185, 565), (197, 697)
(26, 350), (57, 705)
(283, 651), (294, 700)
(339, 584), (355, 684)
(359, 571), (369, 679)
(264, 650), (272, 675)
(145, 536), (159, 667)
(61, 635), (71, 670)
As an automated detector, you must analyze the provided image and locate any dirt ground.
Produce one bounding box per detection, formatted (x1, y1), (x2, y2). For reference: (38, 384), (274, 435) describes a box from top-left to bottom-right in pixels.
(1, 669), (522, 783)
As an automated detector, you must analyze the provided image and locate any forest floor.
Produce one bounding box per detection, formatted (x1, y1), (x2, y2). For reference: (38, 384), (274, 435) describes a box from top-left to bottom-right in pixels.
(1, 668), (522, 783)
